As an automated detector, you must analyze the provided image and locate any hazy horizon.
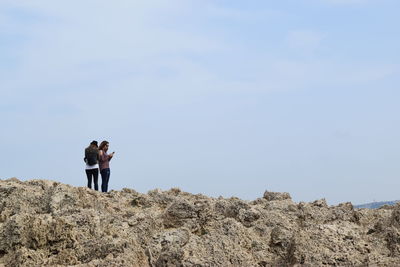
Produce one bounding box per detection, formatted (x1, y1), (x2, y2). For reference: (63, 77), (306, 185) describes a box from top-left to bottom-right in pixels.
(1, 0), (399, 205)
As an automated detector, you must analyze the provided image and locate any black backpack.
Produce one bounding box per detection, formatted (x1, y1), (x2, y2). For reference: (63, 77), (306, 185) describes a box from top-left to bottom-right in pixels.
(85, 147), (98, 166)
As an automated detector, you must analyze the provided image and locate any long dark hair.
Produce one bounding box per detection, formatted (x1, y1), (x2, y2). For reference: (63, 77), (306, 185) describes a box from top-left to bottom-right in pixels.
(99, 141), (109, 151)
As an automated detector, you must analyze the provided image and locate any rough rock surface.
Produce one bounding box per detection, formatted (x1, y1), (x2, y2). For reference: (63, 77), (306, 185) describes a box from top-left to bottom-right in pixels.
(1, 178), (400, 266)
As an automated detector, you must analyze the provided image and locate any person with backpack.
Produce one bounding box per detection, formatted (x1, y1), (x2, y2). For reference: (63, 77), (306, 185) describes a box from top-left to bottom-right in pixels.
(98, 140), (115, 193)
(84, 140), (100, 190)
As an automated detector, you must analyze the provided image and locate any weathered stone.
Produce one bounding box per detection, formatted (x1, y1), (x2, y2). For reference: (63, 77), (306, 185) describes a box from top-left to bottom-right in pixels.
(263, 191), (291, 201)
(0, 178), (399, 266)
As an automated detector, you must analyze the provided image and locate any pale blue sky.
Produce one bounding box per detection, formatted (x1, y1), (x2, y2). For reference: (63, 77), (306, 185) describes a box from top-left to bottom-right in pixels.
(1, 0), (399, 205)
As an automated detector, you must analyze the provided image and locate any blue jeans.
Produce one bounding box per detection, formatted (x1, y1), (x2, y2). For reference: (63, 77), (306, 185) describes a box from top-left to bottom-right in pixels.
(85, 168), (99, 191)
(100, 168), (110, 192)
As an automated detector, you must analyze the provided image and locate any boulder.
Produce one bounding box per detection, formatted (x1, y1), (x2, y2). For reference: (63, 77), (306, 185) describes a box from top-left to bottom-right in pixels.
(0, 178), (399, 266)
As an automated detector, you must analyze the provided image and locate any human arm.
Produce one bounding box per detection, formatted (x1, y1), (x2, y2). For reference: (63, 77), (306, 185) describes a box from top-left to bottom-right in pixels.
(98, 150), (104, 163)
(84, 149), (88, 163)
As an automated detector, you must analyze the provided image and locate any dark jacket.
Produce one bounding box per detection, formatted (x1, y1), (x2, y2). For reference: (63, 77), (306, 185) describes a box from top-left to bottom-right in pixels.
(84, 146), (99, 165)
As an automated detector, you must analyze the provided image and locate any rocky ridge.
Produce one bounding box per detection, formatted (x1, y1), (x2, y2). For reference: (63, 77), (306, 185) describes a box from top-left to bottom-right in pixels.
(1, 178), (400, 266)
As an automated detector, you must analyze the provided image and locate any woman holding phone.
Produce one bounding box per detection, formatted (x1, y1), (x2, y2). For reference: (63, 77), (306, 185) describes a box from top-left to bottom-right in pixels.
(98, 140), (115, 192)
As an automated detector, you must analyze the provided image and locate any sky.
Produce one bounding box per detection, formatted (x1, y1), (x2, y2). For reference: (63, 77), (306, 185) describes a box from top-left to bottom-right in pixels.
(1, 0), (399, 205)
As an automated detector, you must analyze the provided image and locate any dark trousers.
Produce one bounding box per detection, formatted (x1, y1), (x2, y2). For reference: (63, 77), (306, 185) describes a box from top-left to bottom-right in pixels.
(101, 168), (110, 192)
(85, 168), (99, 191)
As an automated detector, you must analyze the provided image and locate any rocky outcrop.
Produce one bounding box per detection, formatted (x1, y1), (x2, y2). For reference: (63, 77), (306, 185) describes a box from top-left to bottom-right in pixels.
(0, 178), (399, 266)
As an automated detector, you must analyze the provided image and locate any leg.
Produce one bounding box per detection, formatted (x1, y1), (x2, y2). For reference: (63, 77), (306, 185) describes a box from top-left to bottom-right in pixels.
(105, 168), (110, 192)
(101, 168), (110, 192)
(93, 169), (99, 191)
(100, 169), (106, 192)
(85, 169), (92, 189)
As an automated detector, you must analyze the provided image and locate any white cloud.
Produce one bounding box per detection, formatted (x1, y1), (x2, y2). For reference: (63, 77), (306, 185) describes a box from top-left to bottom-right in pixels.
(0, 0), (397, 100)
(0, 0), (227, 94)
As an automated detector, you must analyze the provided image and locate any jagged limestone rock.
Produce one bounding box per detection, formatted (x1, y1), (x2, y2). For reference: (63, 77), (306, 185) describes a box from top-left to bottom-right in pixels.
(263, 191), (291, 201)
(0, 178), (400, 266)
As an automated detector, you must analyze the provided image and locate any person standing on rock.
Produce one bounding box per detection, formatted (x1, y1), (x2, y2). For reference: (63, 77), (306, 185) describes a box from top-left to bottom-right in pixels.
(84, 140), (100, 191)
(99, 140), (115, 193)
